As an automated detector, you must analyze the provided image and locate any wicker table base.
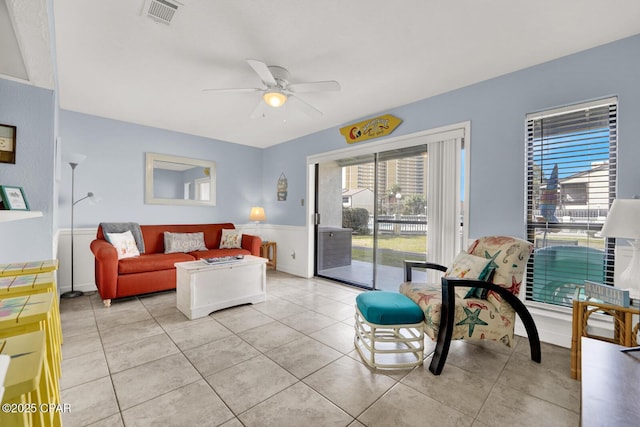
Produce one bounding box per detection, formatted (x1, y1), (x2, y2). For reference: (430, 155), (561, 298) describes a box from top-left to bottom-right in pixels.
(571, 297), (639, 380)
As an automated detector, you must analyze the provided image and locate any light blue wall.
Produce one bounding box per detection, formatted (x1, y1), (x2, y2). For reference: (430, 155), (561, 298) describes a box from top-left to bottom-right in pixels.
(263, 34), (640, 239)
(0, 79), (56, 262)
(58, 111), (263, 228)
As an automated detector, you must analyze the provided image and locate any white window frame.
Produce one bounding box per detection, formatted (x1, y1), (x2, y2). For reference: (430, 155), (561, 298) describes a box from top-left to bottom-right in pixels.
(524, 97), (618, 310)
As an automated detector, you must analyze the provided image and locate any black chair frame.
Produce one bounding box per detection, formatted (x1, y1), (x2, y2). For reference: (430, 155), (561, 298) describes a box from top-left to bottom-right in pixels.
(404, 260), (541, 375)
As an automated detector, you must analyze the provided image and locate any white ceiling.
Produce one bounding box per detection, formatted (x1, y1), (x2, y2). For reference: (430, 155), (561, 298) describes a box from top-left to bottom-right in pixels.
(4, 0), (640, 148)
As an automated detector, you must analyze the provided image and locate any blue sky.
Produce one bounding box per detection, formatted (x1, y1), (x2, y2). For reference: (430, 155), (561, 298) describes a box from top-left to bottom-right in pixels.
(533, 129), (610, 180)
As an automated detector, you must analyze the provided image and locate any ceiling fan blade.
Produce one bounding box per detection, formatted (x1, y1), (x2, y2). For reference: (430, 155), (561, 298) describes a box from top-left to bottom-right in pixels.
(249, 99), (269, 119)
(202, 88), (261, 93)
(247, 59), (277, 86)
(288, 95), (323, 118)
(288, 80), (341, 93)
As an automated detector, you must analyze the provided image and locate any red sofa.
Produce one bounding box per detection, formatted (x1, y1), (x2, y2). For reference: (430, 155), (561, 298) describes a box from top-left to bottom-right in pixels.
(90, 223), (261, 307)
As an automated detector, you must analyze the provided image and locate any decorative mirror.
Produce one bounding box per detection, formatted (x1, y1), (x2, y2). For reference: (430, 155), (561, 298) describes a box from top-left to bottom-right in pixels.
(145, 152), (216, 206)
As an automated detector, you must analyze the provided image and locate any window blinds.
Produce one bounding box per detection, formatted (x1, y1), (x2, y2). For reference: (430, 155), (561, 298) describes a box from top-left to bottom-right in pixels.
(525, 98), (617, 307)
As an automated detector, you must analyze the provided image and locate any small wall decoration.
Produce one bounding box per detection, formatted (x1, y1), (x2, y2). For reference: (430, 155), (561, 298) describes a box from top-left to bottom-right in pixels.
(339, 114), (402, 144)
(277, 172), (288, 201)
(0, 185), (30, 210)
(0, 124), (17, 164)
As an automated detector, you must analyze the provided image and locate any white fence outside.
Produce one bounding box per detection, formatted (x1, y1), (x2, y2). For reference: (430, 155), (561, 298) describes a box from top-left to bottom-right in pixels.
(370, 214), (427, 234)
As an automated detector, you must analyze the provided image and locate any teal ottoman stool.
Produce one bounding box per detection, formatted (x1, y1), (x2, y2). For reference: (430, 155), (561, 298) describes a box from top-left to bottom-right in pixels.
(354, 291), (425, 369)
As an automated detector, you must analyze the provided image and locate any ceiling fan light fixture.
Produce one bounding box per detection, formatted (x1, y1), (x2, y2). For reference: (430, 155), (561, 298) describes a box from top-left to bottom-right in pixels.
(263, 90), (287, 108)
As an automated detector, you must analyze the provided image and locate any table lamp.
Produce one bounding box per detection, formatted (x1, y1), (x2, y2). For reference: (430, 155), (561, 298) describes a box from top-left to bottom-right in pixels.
(600, 198), (640, 354)
(249, 206), (266, 239)
(600, 198), (640, 298)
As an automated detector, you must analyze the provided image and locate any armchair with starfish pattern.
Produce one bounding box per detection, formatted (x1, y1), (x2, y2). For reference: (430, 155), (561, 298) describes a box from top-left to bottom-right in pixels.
(399, 236), (541, 374)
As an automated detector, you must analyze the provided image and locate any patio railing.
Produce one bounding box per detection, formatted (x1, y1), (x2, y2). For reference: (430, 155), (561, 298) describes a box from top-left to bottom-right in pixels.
(371, 214), (427, 234)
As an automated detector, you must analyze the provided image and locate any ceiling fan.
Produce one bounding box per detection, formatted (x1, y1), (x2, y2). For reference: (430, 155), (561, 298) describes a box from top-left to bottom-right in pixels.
(202, 59), (340, 118)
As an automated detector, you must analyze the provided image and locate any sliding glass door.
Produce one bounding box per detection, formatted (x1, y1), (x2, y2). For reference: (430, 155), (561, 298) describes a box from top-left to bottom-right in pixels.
(313, 126), (467, 291)
(315, 146), (430, 290)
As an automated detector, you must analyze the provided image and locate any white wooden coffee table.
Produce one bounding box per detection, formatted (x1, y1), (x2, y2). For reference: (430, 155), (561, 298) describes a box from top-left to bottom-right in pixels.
(175, 255), (267, 320)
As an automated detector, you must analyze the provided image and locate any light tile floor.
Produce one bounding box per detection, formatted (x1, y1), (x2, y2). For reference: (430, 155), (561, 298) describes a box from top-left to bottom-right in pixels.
(59, 271), (580, 426)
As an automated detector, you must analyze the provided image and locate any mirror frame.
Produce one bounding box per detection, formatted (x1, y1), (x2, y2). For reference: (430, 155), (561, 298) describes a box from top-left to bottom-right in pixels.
(145, 152), (217, 206)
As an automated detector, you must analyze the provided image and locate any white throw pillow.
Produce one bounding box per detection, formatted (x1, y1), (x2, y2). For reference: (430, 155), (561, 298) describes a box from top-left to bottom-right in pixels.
(219, 229), (243, 249)
(164, 232), (208, 253)
(106, 230), (140, 260)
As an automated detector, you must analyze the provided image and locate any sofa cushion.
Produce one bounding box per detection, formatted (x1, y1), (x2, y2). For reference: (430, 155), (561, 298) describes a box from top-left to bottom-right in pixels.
(356, 291), (424, 325)
(164, 232), (208, 253)
(219, 229), (242, 248)
(100, 222), (145, 253)
(138, 224), (236, 254)
(106, 230), (140, 260)
(118, 252), (195, 275)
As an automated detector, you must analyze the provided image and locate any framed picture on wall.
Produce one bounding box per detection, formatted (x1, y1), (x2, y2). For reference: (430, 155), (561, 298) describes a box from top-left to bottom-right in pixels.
(0, 186), (30, 210)
(0, 124), (17, 164)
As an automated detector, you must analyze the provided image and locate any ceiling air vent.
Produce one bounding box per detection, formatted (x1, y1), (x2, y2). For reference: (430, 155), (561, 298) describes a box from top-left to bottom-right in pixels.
(142, 0), (182, 25)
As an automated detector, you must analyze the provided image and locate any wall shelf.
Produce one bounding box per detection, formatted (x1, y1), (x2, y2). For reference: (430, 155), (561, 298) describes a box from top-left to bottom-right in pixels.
(0, 211), (43, 223)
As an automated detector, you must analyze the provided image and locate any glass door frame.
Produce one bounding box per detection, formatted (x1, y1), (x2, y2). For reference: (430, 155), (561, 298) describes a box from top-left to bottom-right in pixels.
(314, 146), (430, 290)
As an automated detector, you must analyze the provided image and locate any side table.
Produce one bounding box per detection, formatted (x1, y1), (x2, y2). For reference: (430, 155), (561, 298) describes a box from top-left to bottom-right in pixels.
(260, 241), (277, 270)
(570, 287), (639, 380)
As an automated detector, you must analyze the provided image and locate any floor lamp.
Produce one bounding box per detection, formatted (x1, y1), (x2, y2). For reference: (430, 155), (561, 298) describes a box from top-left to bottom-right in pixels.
(61, 154), (95, 299)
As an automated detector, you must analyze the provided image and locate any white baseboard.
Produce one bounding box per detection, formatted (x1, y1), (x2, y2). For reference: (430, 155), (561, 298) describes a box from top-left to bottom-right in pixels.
(274, 262), (311, 278)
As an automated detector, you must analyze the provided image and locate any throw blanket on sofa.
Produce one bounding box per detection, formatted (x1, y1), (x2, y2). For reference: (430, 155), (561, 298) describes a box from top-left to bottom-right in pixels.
(100, 222), (145, 253)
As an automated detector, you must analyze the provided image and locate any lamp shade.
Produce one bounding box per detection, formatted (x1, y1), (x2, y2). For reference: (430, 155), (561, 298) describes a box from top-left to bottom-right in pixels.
(249, 206), (266, 222)
(263, 91), (287, 108)
(600, 199), (640, 239)
(65, 153), (87, 165)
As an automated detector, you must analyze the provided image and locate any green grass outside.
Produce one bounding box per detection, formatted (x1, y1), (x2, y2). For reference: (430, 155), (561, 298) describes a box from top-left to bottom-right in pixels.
(352, 234), (426, 252)
(351, 234), (426, 267)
